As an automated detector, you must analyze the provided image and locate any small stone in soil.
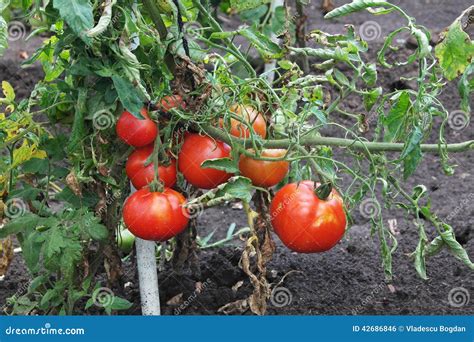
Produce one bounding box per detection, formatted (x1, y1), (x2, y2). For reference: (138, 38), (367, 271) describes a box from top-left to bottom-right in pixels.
(231, 202), (243, 210)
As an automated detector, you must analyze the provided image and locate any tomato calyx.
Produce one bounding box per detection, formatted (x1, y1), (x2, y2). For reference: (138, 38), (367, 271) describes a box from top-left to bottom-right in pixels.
(315, 182), (333, 200)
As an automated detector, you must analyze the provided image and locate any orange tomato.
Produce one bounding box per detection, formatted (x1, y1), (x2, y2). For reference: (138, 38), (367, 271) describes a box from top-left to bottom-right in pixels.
(220, 105), (267, 138)
(239, 149), (289, 187)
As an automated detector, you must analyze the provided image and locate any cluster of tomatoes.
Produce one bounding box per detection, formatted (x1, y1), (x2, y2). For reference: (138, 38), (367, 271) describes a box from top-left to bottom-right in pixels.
(116, 97), (346, 254)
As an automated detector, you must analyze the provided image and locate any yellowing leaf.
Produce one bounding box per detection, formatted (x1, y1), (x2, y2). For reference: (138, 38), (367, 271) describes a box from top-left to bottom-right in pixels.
(1, 81), (15, 102)
(435, 21), (474, 81)
(32, 149), (48, 159)
(12, 141), (44, 168)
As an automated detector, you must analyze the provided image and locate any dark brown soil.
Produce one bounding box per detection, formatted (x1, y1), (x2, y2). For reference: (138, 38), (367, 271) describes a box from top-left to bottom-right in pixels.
(0, 0), (473, 315)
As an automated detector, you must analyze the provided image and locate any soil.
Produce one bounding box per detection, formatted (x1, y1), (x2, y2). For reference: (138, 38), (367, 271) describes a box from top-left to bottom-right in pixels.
(1, 0), (473, 315)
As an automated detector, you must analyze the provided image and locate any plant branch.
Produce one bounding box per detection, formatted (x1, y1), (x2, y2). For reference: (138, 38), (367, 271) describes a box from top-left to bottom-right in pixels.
(200, 125), (474, 154)
(142, 0), (168, 40)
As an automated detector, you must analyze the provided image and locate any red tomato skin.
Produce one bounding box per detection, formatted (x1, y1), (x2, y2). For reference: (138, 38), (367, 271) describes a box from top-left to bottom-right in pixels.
(125, 145), (177, 189)
(116, 108), (158, 147)
(123, 188), (189, 241)
(270, 181), (346, 253)
(239, 149), (289, 187)
(178, 134), (232, 189)
(160, 95), (186, 112)
(222, 105), (267, 138)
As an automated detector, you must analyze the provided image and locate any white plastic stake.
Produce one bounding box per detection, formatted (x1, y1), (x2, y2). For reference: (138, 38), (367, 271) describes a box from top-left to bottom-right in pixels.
(263, 0), (284, 83)
(131, 184), (161, 315)
(136, 238), (161, 315)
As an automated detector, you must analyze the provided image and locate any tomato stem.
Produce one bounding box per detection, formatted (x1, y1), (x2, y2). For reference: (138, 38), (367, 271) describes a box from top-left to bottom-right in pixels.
(315, 182), (333, 200)
(150, 123), (164, 193)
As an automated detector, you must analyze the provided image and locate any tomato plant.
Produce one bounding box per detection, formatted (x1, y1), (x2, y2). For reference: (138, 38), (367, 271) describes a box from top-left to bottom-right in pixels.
(0, 0), (472, 316)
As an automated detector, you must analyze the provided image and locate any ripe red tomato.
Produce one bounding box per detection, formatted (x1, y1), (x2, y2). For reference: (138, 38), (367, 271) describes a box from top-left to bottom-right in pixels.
(239, 149), (289, 187)
(270, 181), (346, 253)
(178, 133), (232, 189)
(123, 187), (189, 241)
(221, 105), (267, 138)
(159, 95), (186, 112)
(116, 108), (158, 147)
(125, 145), (177, 189)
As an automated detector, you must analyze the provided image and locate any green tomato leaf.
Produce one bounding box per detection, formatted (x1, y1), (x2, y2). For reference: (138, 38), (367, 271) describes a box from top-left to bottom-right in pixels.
(53, 0), (94, 43)
(0, 16), (7, 57)
(22, 158), (49, 174)
(458, 62), (474, 113)
(435, 21), (474, 81)
(383, 91), (410, 142)
(55, 187), (99, 209)
(21, 230), (44, 273)
(324, 0), (390, 19)
(413, 221), (428, 280)
(423, 235), (444, 257)
(333, 69), (350, 86)
(44, 226), (68, 259)
(238, 26), (282, 59)
(85, 222), (108, 241)
(111, 75), (144, 119)
(10, 185), (42, 201)
(278, 60), (294, 70)
(362, 63), (377, 86)
(0, 0), (10, 12)
(0, 213), (40, 239)
(230, 0), (270, 12)
(110, 296), (133, 311)
(310, 107), (327, 125)
(201, 157), (239, 174)
(401, 126), (423, 179)
(363, 87), (382, 111)
(215, 176), (254, 203)
(439, 224), (474, 270)
(67, 88), (87, 153)
(239, 5), (268, 24)
(317, 147), (336, 180)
